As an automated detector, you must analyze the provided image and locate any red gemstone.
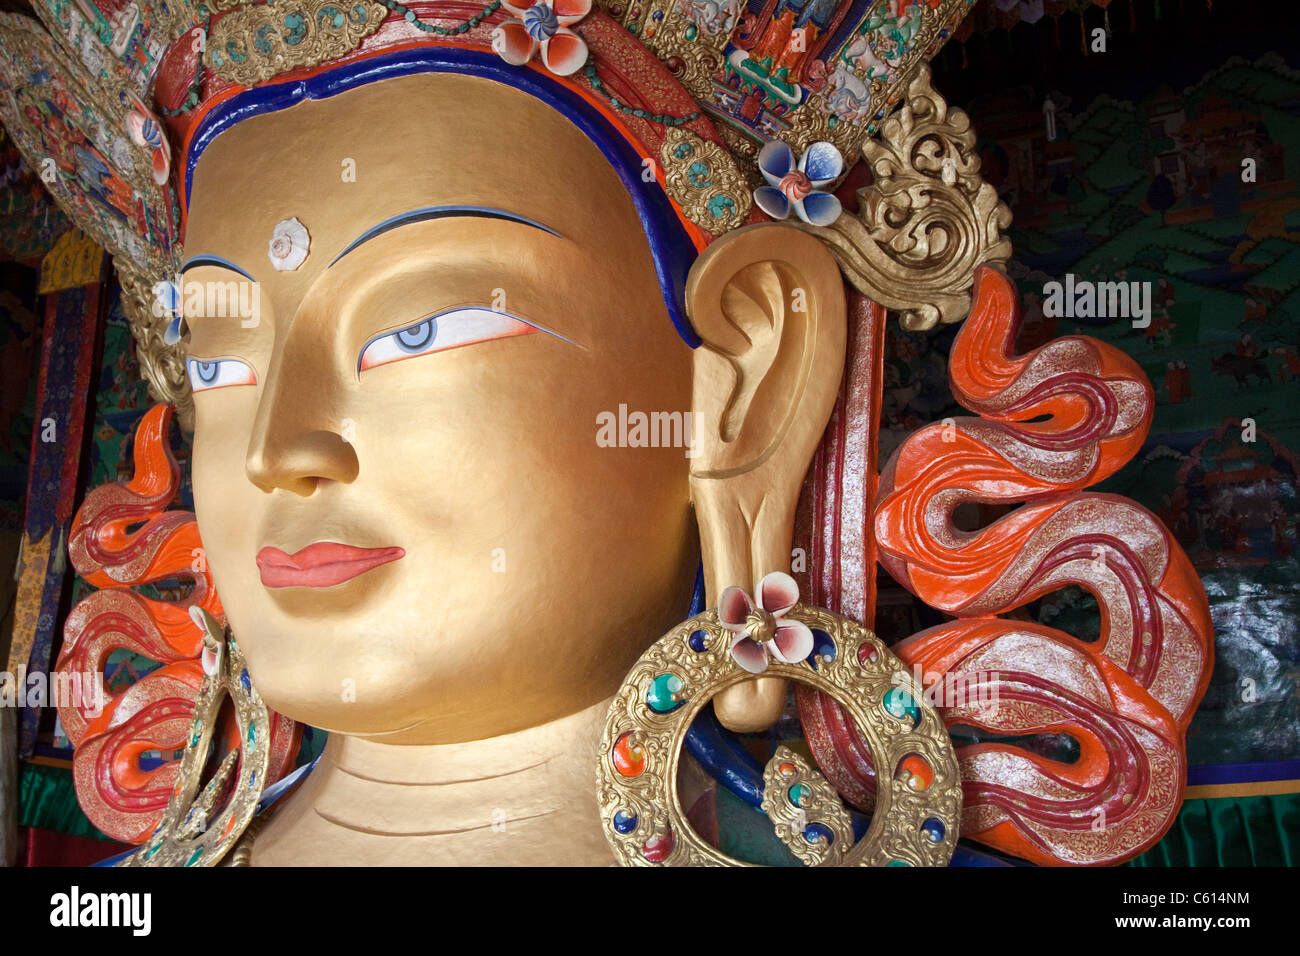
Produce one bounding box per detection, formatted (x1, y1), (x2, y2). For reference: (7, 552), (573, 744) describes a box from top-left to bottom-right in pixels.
(642, 828), (674, 862)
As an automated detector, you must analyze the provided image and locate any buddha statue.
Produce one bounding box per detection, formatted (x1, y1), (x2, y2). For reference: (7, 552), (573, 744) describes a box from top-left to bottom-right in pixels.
(0, 0), (1214, 867)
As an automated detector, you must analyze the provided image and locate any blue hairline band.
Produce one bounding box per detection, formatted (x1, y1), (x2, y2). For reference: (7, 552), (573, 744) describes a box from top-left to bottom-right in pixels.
(185, 47), (702, 347)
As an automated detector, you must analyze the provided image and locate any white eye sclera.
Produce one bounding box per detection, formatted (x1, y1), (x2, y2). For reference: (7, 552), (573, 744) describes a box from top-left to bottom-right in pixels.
(359, 307), (536, 372)
(187, 357), (256, 392)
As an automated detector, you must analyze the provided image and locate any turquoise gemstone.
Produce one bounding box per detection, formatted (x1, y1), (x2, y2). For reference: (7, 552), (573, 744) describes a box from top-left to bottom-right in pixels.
(707, 195), (735, 218)
(185, 848), (203, 866)
(788, 784), (810, 808)
(247, 722), (257, 744)
(883, 687), (920, 726)
(646, 673), (684, 714)
(887, 859), (913, 867)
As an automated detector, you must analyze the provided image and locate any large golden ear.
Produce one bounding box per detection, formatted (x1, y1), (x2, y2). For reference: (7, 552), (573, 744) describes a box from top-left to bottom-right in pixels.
(686, 223), (846, 732)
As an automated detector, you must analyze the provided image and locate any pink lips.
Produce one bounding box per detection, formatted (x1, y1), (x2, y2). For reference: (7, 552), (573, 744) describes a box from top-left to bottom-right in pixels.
(256, 542), (405, 589)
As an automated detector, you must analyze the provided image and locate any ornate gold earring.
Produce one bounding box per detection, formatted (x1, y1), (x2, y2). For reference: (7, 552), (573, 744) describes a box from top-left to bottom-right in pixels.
(597, 573), (962, 866)
(119, 608), (273, 867)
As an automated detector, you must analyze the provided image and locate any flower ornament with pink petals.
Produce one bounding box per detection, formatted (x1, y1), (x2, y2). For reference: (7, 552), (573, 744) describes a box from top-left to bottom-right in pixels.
(719, 572), (815, 674)
(491, 0), (593, 77)
(753, 140), (844, 227)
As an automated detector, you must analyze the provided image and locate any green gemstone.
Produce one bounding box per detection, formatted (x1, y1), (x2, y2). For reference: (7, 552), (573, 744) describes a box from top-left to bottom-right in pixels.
(883, 687), (920, 725)
(788, 784), (810, 807)
(684, 24), (697, 40)
(646, 673), (684, 714)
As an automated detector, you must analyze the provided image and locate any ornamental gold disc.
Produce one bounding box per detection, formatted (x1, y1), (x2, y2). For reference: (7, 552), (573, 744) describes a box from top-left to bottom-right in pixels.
(597, 603), (962, 866)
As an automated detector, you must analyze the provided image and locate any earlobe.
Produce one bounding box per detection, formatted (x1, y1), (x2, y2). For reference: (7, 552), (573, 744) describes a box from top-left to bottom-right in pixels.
(685, 223), (846, 733)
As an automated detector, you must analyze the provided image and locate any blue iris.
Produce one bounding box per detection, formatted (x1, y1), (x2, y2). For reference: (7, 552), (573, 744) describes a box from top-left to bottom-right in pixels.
(195, 361), (219, 384)
(396, 318), (437, 352)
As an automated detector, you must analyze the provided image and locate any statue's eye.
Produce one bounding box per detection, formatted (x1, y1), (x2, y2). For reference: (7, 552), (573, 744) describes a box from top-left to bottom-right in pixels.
(187, 358), (256, 392)
(359, 308), (536, 373)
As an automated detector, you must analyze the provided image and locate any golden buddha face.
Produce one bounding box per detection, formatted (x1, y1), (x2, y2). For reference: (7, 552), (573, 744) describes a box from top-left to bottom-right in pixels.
(182, 72), (699, 743)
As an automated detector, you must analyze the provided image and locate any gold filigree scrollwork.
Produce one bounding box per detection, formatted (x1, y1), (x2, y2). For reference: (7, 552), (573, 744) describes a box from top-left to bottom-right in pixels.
(116, 258), (194, 431)
(597, 604), (961, 866)
(660, 128), (753, 236)
(801, 64), (1012, 331)
(205, 0), (390, 87)
(761, 745), (853, 866)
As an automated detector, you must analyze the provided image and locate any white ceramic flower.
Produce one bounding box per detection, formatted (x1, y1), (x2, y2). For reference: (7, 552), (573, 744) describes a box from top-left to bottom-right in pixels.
(268, 217), (310, 271)
(753, 140), (844, 227)
(718, 571), (814, 674)
(491, 0), (592, 77)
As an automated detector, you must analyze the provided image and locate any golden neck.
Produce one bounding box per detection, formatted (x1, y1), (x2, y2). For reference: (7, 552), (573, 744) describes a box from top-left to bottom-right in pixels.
(249, 698), (616, 865)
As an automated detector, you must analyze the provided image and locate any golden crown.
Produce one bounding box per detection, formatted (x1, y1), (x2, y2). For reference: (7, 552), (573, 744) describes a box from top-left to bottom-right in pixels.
(0, 0), (1007, 426)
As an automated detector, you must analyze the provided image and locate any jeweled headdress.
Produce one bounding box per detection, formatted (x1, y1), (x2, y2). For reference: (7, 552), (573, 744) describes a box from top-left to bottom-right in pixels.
(0, 0), (990, 422)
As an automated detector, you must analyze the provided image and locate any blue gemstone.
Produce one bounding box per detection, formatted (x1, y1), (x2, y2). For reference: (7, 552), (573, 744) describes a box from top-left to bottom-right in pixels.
(922, 818), (946, 843)
(688, 629), (709, 652)
(806, 628), (836, 669)
(240, 669), (251, 692)
(652, 9), (663, 18)
(646, 673), (684, 713)
(803, 822), (834, 846)
(613, 810), (638, 834)
(940, 28), (949, 38)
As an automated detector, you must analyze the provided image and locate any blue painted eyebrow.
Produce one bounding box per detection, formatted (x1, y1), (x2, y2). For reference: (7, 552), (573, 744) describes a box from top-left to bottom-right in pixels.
(180, 255), (256, 281)
(181, 207), (558, 281)
(330, 206), (561, 267)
